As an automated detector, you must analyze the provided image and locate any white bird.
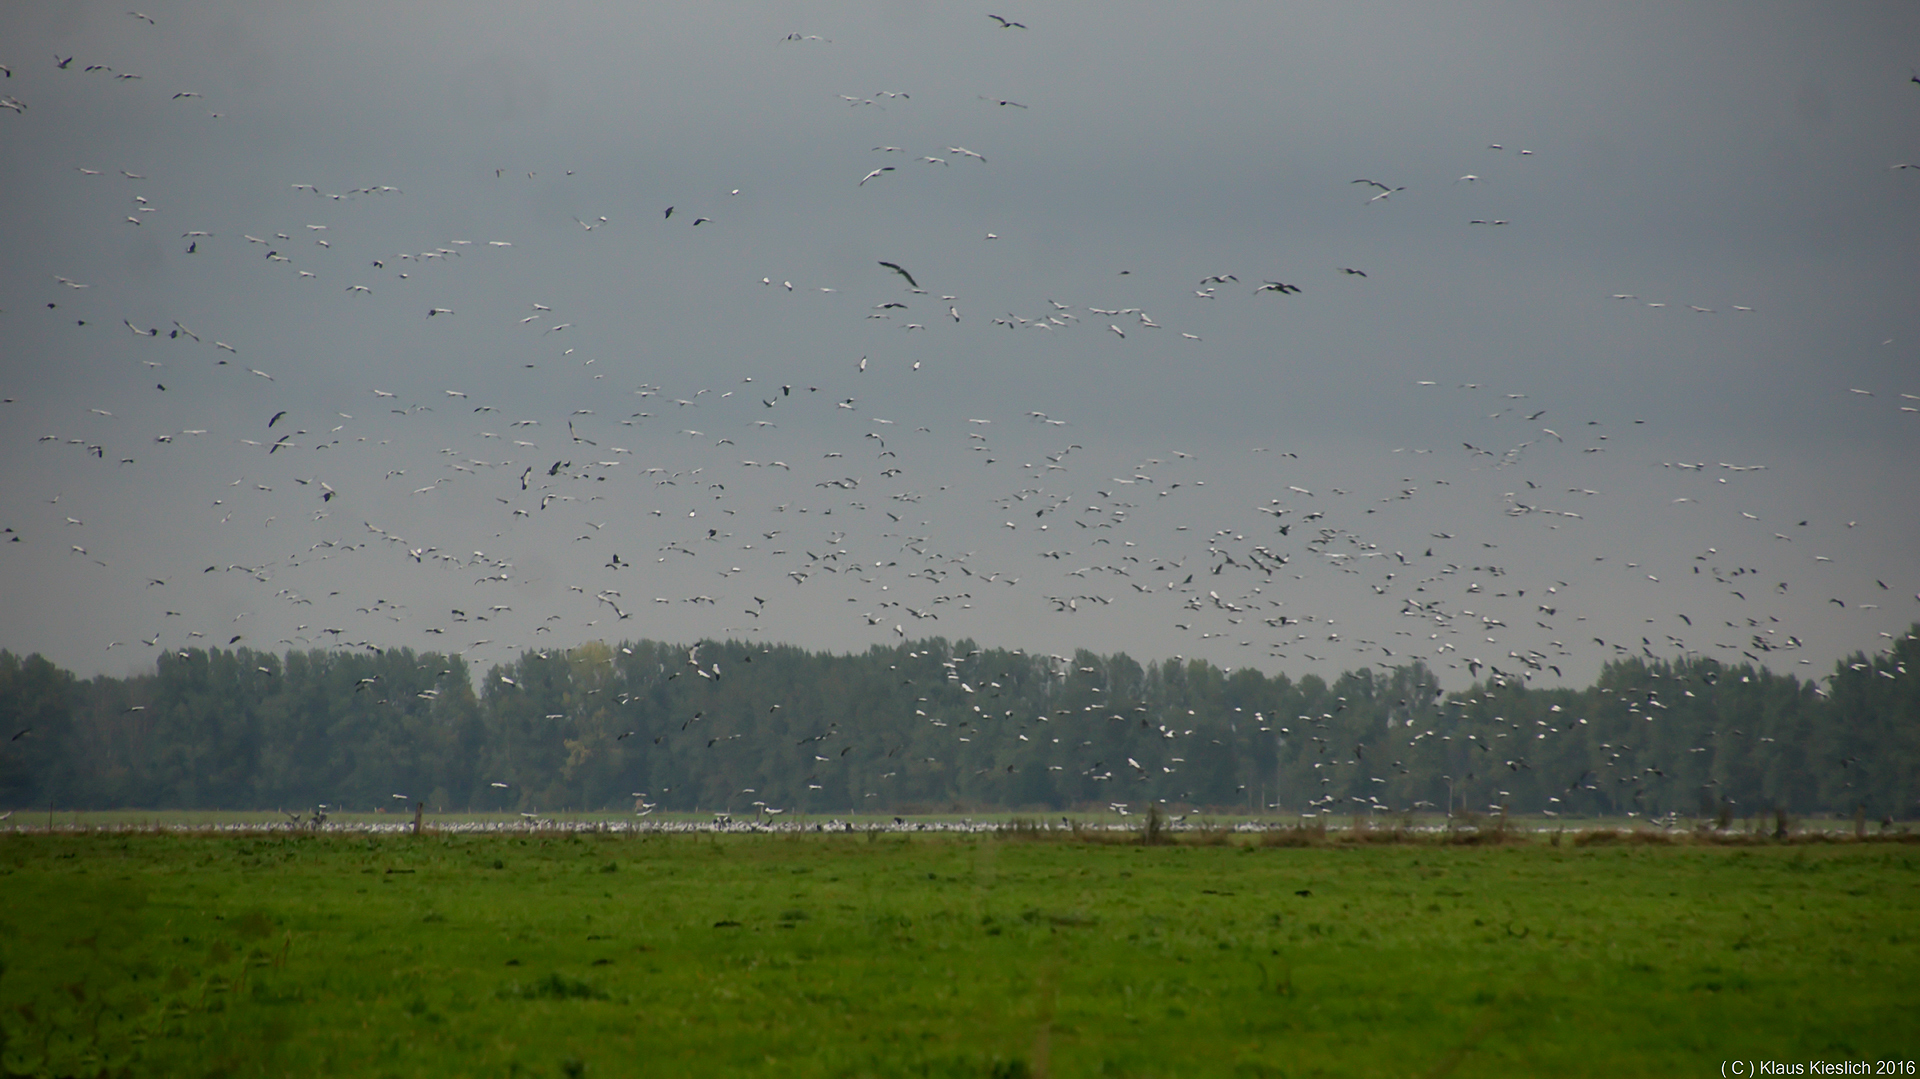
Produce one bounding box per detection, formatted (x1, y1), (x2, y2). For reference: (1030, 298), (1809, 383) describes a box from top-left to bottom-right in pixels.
(858, 167), (895, 186)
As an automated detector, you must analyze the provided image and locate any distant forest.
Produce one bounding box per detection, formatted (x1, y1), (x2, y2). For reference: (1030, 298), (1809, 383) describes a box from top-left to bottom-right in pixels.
(1, 630), (1914, 820)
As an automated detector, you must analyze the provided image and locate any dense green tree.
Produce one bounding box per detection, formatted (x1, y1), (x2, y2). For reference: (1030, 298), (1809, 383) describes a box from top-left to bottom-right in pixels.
(8, 629), (1915, 818)
(0, 651), (79, 808)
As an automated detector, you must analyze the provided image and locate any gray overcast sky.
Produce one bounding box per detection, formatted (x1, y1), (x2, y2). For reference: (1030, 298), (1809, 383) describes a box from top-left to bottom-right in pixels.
(3, 2), (1916, 688)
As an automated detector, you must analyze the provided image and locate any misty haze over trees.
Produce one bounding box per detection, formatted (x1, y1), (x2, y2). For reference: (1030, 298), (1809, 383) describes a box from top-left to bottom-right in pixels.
(2, 630), (1912, 823)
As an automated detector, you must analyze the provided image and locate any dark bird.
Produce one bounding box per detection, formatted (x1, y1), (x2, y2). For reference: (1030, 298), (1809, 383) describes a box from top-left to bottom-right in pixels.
(268, 410), (287, 428)
(987, 14), (1027, 28)
(1255, 281), (1302, 295)
(664, 206), (674, 219)
(1338, 268), (1367, 277)
(877, 261), (919, 289)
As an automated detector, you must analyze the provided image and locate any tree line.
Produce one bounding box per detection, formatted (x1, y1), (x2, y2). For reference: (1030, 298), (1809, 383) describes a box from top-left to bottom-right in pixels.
(1, 629), (1913, 820)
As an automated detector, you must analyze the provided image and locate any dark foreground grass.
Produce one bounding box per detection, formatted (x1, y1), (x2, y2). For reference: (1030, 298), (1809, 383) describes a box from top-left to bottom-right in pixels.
(1, 831), (1915, 1078)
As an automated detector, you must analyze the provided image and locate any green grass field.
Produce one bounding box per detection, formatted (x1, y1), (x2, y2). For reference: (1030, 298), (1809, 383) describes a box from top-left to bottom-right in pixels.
(2, 829), (1915, 1078)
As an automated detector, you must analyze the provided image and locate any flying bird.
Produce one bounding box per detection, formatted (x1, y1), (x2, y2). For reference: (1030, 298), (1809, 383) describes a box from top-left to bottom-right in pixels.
(877, 261), (919, 289)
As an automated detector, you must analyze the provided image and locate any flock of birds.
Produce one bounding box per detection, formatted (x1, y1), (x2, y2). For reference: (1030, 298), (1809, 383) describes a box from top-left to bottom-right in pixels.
(3, 10), (1916, 796)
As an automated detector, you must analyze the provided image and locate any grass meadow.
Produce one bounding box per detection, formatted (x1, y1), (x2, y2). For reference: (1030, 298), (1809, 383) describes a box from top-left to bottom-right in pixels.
(1, 826), (1915, 1078)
